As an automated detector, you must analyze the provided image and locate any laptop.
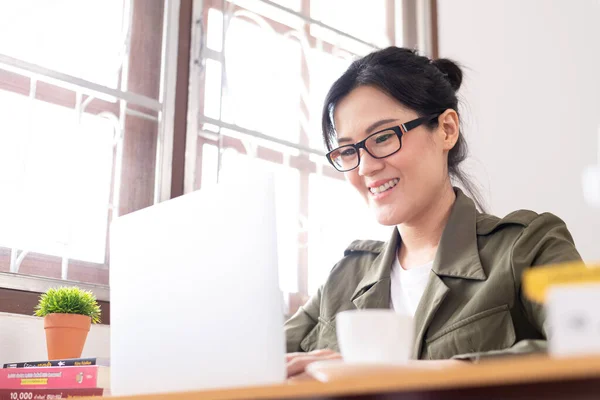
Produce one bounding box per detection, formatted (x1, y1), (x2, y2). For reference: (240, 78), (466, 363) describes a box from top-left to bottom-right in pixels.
(109, 171), (286, 396)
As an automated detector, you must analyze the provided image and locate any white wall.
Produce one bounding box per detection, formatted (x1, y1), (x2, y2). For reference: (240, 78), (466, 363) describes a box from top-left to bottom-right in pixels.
(437, 0), (600, 261)
(0, 312), (110, 366)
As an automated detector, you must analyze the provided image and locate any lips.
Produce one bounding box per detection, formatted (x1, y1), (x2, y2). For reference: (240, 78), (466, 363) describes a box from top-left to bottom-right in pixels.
(368, 178), (399, 195)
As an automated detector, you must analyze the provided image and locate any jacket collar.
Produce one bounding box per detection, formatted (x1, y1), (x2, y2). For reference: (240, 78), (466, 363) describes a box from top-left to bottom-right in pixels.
(410, 189), (487, 357)
(351, 188), (486, 302)
(431, 188), (487, 281)
(350, 228), (398, 309)
(349, 188), (488, 356)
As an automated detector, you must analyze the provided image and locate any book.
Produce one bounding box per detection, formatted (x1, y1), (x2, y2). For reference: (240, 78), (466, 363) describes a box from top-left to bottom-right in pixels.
(0, 388), (109, 399)
(2, 358), (109, 369)
(0, 366), (109, 390)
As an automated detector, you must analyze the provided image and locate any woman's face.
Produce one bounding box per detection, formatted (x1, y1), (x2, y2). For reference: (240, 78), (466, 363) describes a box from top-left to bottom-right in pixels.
(332, 85), (458, 226)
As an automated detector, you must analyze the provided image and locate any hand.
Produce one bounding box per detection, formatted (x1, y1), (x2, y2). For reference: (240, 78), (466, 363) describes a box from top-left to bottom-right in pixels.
(286, 349), (342, 378)
(286, 372), (314, 383)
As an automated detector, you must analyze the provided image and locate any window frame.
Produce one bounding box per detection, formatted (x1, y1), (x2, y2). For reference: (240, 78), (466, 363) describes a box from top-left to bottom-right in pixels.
(0, 0), (192, 318)
(185, 0), (434, 311)
(0, 0), (438, 320)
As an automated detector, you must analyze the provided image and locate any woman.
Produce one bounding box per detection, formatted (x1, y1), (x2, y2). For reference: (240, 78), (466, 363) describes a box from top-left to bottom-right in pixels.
(285, 47), (581, 377)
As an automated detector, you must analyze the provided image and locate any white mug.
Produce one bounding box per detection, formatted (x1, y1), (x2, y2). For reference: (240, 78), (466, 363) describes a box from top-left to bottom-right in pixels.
(336, 309), (414, 364)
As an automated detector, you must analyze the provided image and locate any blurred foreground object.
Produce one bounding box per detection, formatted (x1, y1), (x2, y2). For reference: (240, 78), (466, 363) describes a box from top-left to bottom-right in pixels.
(523, 262), (600, 356)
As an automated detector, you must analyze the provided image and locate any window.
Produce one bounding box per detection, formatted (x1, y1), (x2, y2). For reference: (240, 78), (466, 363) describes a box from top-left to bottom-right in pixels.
(186, 0), (397, 302)
(0, 93), (114, 265)
(0, 0), (172, 294)
(0, 1), (125, 88)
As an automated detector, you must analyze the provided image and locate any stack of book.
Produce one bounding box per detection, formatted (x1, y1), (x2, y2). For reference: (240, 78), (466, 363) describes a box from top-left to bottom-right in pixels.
(0, 358), (110, 399)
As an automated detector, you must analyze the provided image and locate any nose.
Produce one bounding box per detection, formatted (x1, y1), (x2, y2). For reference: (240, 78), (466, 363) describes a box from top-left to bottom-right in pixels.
(357, 148), (384, 176)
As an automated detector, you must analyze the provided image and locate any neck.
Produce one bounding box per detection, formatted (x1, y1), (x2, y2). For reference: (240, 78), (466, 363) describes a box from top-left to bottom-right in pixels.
(396, 182), (456, 269)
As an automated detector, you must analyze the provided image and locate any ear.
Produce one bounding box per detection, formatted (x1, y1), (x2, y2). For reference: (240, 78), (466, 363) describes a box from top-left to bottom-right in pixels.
(438, 109), (460, 151)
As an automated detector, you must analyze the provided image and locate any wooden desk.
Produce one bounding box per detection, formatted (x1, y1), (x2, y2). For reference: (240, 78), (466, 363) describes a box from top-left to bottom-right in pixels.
(97, 354), (600, 400)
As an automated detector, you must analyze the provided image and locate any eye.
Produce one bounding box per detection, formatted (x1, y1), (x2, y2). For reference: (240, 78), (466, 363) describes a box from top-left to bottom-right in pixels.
(374, 133), (394, 144)
(340, 148), (357, 157)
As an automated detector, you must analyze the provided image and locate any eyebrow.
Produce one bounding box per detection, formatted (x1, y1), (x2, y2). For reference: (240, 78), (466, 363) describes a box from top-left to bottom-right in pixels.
(336, 118), (399, 144)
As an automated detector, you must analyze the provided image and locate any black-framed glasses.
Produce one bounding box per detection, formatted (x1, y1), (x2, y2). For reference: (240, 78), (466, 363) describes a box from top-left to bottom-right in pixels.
(326, 114), (441, 172)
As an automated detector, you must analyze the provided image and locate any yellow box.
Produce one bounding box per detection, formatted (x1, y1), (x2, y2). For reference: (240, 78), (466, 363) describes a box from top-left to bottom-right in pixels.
(522, 262), (600, 303)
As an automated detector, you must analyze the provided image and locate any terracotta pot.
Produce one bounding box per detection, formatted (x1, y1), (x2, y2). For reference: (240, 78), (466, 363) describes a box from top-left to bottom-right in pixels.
(43, 313), (91, 360)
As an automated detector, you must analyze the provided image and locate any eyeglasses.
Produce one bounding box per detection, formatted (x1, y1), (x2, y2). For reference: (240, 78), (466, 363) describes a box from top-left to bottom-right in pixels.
(326, 114), (441, 172)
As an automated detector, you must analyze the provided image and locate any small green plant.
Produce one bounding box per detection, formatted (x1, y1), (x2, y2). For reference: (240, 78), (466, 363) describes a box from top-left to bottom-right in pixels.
(34, 286), (101, 324)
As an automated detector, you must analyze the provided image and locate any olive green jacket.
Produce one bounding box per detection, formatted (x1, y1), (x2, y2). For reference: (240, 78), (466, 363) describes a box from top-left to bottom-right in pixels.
(285, 189), (582, 361)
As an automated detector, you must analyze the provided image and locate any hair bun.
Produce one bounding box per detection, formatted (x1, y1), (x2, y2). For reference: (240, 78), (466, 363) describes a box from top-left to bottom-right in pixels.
(431, 58), (463, 91)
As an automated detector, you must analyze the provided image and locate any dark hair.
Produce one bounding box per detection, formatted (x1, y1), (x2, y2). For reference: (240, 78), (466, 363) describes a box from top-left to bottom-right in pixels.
(321, 46), (485, 211)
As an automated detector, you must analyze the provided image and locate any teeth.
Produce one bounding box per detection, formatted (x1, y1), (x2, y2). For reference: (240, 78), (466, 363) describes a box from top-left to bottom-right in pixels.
(369, 178), (399, 194)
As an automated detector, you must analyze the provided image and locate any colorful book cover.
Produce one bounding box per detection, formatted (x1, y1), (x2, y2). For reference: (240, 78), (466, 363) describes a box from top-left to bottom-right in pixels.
(0, 366), (109, 390)
(2, 358), (109, 369)
(0, 388), (108, 400)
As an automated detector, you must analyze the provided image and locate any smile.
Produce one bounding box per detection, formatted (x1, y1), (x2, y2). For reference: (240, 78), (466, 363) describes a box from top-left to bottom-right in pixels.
(368, 178), (399, 195)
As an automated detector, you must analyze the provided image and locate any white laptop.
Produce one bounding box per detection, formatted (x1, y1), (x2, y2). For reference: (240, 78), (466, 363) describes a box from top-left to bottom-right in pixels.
(109, 172), (286, 396)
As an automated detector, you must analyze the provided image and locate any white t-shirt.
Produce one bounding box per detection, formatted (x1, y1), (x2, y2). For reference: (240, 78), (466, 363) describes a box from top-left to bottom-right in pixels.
(389, 256), (433, 316)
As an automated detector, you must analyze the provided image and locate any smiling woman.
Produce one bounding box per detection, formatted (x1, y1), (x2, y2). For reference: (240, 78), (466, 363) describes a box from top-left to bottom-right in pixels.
(332, 85), (460, 227)
(284, 46), (583, 377)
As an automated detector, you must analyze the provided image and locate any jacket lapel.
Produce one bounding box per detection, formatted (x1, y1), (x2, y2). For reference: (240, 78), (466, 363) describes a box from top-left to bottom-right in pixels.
(411, 273), (449, 358)
(351, 228), (399, 310)
(348, 189), (489, 359)
(411, 189), (488, 358)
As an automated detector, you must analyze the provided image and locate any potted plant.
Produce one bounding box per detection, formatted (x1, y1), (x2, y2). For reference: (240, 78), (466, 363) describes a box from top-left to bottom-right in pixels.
(34, 286), (102, 360)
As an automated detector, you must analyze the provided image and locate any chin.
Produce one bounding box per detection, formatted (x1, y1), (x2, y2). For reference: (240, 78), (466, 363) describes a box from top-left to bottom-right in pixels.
(371, 207), (407, 226)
